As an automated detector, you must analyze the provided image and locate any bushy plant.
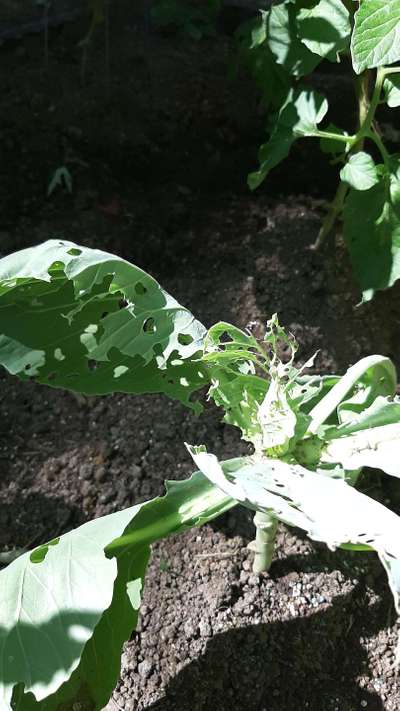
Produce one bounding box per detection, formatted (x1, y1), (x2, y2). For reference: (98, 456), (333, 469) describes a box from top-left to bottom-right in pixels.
(237, 0), (400, 301)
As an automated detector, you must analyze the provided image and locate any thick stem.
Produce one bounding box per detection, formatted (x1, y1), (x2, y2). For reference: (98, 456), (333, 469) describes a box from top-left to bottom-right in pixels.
(249, 510), (278, 573)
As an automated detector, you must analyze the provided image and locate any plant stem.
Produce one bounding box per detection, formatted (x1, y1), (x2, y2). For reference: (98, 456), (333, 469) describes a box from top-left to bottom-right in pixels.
(249, 510), (278, 573)
(313, 180), (349, 250)
(314, 66), (387, 249)
(354, 71), (370, 151)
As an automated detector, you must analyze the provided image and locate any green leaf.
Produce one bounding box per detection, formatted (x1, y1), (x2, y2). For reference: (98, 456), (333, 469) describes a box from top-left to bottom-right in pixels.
(384, 74), (400, 108)
(351, 0), (400, 74)
(267, 2), (322, 76)
(308, 355), (396, 433)
(248, 88), (328, 189)
(297, 0), (351, 62)
(0, 240), (207, 412)
(340, 152), (380, 191)
(327, 396), (400, 438)
(187, 447), (400, 615)
(0, 504), (144, 710)
(343, 166), (400, 300)
(235, 15), (291, 109)
(1, 470), (235, 709)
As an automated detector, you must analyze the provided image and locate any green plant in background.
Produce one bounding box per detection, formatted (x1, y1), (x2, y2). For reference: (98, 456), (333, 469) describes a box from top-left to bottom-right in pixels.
(237, 0), (400, 302)
(1, 241), (400, 708)
(151, 0), (221, 39)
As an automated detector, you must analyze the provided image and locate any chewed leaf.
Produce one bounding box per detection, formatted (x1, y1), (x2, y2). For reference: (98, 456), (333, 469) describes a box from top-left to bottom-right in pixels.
(0, 240), (207, 411)
(257, 378), (297, 453)
(1, 470), (235, 710)
(186, 446), (400, 612)
(322, 423), (400, 477)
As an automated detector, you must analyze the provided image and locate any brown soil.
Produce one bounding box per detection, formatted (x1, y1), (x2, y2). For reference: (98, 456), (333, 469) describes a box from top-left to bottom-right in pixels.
(1, 5), (400, 710)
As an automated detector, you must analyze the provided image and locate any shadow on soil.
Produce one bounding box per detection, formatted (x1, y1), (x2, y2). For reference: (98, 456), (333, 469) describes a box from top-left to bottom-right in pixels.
(147, 586), (387, 711)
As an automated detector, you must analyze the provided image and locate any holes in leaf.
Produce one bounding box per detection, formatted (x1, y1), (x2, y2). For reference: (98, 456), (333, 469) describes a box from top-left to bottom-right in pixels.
(88, 359), (98, 371)
(114, 365), (128, 378)
(101, 312), (109, 319)
(25, 363), (31, 371)
(178, 333), (194, 346)
(143, 317), (156, 333)
(220, 332), (233, 344)
(135, 282), (147, 295)
(67, 248), (82, 256)
(119, 298), (128, 309)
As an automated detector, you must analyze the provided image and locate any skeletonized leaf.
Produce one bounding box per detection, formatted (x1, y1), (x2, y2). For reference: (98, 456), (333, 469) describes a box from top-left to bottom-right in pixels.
(340, 152), (379, 191)
(249, 88), (328, 189)
(187, 446), (400, 612)
(0, 241), (207, 411)
(2, 471), (235, 710)
(351, 0), (400, 74)
(297, 0), (351, 62)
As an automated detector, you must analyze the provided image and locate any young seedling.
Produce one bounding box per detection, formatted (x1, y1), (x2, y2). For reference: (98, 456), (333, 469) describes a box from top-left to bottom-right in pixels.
(1, 240), (400, 709)
(236, 0), (400, 301)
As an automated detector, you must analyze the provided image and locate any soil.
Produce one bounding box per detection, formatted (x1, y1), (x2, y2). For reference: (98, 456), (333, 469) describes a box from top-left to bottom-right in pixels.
(1, 4), (400, 710)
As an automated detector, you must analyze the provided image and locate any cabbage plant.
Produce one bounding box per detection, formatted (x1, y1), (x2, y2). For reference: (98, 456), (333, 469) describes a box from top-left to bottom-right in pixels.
(1, 240), (400, 709)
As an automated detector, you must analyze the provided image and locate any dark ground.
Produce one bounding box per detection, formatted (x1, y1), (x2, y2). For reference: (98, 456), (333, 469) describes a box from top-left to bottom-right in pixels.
(1, 3), (400, 709)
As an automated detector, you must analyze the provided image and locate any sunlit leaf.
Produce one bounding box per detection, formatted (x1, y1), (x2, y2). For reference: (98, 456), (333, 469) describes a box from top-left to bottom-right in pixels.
(0, 241), (207, 411)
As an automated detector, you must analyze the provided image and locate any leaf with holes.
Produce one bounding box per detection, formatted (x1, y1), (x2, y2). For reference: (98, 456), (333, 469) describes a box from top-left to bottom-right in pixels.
(351, 0), (400, 74)
(186, 446), (400, 613)
(0, 470), (235, 710)
(0, 240), (207, 411)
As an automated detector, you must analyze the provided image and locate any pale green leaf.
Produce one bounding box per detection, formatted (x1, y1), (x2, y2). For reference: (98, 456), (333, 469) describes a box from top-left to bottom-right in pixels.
(2, 471), (235, 710)
(326, 396), (400, 438)
(308, 355), (396, 433)
(297, 0), (351, 62)
(340, 152), (380, 191)
(0, 241), (207, 411)
(187, 446), (400, 613)
(323, 422), (400, 477)
(351, 0), (400, 74)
